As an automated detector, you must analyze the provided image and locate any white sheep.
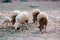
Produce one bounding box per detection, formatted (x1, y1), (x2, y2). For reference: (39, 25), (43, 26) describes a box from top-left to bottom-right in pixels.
(32, 9), (40, 24)
(10, 10), (20, 25)
(37, 12), (48, 33)
(2, 16), (12, 28)
(14, 11), (29, 30)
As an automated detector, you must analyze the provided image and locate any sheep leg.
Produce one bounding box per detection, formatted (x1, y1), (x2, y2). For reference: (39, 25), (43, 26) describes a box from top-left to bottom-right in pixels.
(44, 25), (46, 33)
(41, 25), (46, 34)
(21, 23), (28, 30)
(8, 22), (13, 29)
(38, 26), (42, 31)
(35, 20), (37, 25)
(3, 21), (6, 25)
(21, 24), (24, 30)
(8, 21), (12, 26)
(41, 26), (45, 34)
(23, 23), (28, 30)
(33, 19), (35, 23)
(35, 17), (37, 25)
(4, 22), (8, 28)
(25, 20), (29, 30)
(25, 23), (29, 30)
(45, 26), (46, 32)
(10, 22), (12, 26)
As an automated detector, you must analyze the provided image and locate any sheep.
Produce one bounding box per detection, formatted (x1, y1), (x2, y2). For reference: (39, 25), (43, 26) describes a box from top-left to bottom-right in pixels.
(2, 16), (12, 28)
(10, 10), (20, 25)
(37, 12), (48, 33)
(14, 11), (29, 30)
(32, 9), (40, 24)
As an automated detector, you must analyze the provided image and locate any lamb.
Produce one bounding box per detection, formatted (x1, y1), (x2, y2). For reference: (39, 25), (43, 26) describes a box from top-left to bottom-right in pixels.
(37, 12), (48, 33)
(32, 9), (40, 24)
(10, 10), (20, 25)
(14, 11), (29, 30)
(1, 10), (20, 29)
(2, 16), (12, 28)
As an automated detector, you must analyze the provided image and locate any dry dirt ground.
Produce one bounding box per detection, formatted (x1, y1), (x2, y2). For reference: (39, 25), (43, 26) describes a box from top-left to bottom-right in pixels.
(0, 1), (60, 40)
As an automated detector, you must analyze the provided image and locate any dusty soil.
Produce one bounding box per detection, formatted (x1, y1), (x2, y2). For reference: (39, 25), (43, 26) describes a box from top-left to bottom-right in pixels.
(0, 1), (60, 40)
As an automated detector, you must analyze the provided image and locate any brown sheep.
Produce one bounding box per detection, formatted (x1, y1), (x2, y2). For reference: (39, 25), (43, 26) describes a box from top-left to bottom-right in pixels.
(32, 9), (40, 24)
(10, 10), (20, 25)
(37, 12), (48, 33)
